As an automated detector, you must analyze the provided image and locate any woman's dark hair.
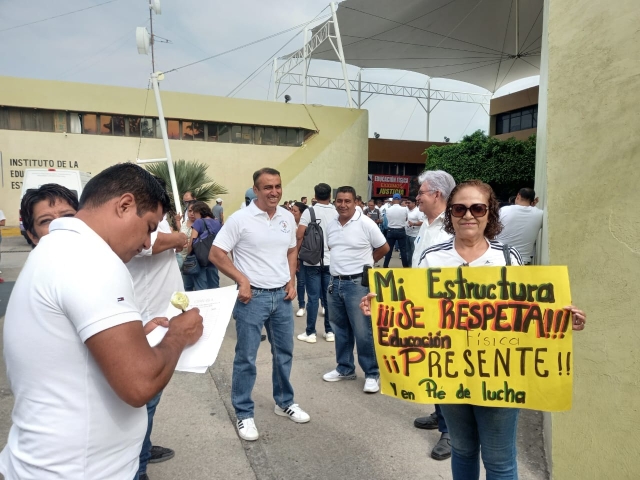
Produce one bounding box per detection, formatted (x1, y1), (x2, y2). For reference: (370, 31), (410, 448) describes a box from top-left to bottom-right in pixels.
(190, 201), (214, 219)
(444, 180), (503, 240)
(292, 202), (308, 215)
(21, 184), (79, 238)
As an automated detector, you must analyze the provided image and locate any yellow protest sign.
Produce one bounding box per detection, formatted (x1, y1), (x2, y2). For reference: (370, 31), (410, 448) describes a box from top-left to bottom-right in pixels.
(368, 266), (573, 412)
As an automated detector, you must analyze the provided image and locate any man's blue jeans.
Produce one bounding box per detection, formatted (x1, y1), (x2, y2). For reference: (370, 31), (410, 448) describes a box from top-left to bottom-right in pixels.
(327, 277), (379, 378)
(232, 288), (295, 420)
(295, 267), (306, 309)
(439, 404), (520, 480)
(406, 235), (417, 265)
(383, 228), (409, 267)
(435, 404), (448, 433)
(193, 265), (219, 290)
(304, 265), (332, 336)
(137, 390), (163, 477)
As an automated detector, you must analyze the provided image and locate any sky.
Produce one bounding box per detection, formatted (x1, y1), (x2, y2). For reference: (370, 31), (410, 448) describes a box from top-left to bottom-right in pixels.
(0, 0), (539, 143)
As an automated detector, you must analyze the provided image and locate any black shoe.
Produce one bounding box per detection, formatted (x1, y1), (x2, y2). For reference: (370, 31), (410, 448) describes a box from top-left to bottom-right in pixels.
(139, 474), (150, 480)
(261, 334), (267, 342)
(148, 445), (175, 464)
(431, 433), (452, 460)
(414, 412), (439, 430)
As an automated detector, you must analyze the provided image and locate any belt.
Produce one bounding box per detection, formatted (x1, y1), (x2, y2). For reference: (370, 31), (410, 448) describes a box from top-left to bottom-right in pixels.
(250, 285), (285, 292)
(388, 227), (405, 230)
(332, 274), (363, 280)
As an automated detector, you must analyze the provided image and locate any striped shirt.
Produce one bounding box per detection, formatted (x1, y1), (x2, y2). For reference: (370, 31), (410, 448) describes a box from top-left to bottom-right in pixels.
(418, 238), (523, 268)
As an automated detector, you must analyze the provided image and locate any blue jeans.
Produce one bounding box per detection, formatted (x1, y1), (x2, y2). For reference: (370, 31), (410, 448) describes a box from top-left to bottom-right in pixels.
(304, 265), (332, 336)
(232, 288), (295, 420)
(296, 266), (306, 309)
(383, 228), (409, 267)
(439, 404), (520, 480)
(182, 272), (195, 291)
(193, 265), (219, 290)
(137, 390), (163, 476)
(327, 277), (379, 378)
(406, 235), (417, 266)
(435, 404), (448, 433)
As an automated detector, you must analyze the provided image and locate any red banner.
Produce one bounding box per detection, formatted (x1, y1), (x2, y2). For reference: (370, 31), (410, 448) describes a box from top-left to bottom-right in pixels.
(372, 175), (411, 197)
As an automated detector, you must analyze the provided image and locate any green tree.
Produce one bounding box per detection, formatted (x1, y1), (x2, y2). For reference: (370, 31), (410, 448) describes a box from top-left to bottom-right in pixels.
(424, 130), (536, 200)
(145, 159), (228, 208)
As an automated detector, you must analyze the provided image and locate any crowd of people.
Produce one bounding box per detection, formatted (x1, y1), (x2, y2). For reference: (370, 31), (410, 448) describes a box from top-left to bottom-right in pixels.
(0, 163), (587, 480)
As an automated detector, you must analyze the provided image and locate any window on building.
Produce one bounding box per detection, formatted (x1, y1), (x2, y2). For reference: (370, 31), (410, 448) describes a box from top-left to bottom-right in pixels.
(262, 127), (276, 145)
(100, 115), (113, 135)
(140, 118), (154, 138)
(183, 121), (194, 140)
(277, 128), (287, 146)
(206, 123), (218, 141)
(112, 116), (125, 136)
(83, 114), (98, 134)
(166, 120), (180, 140)
(495, 105), (538, 135)
(128, 117), (141, 136)
(230, 125), (243, 143)
(218, 124), (230, 142)
(254, 126), (264, 145)
(54, 111), (67, 133)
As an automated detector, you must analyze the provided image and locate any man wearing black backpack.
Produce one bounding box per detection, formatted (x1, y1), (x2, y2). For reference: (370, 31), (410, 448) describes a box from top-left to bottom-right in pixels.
(295, 183), (337, 343)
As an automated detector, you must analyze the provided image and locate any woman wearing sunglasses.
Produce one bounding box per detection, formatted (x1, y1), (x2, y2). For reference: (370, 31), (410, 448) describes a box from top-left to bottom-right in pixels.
(360, 179), (586, 480)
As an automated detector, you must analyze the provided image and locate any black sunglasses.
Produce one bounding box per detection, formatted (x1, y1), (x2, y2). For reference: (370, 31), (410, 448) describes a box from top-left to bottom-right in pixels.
(450, 203), (488, 218)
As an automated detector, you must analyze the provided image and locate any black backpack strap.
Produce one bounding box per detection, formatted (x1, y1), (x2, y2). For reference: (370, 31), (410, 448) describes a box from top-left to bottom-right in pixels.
(502, 243), (512, 266)
(309, 207), (324, 269)
(309, 207), (317, 224)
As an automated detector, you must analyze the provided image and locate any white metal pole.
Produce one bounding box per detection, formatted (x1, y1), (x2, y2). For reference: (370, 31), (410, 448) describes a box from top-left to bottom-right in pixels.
(426, 79), (431, 142)
(302, 28), (309, 104)
(150, 72), (181, 214)
(515, 0), (519, 56)
(331, 2), (353, 108)
(357, 69), (362, 109)
(272, 58), (278, 102)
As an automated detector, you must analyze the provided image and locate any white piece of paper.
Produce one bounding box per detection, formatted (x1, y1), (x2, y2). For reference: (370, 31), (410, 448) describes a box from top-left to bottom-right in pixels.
(146, 285), (238, 373)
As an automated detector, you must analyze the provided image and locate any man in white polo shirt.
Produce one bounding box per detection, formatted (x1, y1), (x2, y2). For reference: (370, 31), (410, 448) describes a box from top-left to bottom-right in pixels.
(295, 182), (337, 343)
(411, 169), (456, 461)
(405, 195), (424, 263)
(323, 186), (389, 393)
(383, 193), (410, 267)
(211, 167), (311, 442)
(0, 163), (203, 480)
(497, 187), (543, 264)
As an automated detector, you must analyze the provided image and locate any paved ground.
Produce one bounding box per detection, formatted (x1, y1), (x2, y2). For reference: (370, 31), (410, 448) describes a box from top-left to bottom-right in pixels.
(0, 236), (548, 480)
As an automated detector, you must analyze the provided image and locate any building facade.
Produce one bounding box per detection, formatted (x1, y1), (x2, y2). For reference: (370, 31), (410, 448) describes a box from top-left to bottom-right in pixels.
(489, 86), (539, 141)
(0, 76), (368, 225)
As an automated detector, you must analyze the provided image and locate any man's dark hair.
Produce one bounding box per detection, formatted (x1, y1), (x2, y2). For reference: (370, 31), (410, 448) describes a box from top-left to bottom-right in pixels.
(336, 186), (356, 199)
(518, 188), (536, 202)
(408, 196), (417, 203)
(253, 167), (281, 186)
(21, 184), (79, 238)
(79, 163), (170, 215)
(183, 190), (196, 200)
(314, 183), (331, 201)
(301, 196), (307, 202)
(190, 201), (214, 219)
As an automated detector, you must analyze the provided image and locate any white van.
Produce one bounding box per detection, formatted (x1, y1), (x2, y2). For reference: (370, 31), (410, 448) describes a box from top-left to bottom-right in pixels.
(19, 169), (92, 244)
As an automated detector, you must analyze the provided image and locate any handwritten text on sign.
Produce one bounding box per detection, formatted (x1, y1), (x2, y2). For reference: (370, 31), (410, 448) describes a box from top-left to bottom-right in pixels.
(368, 266), (573, 411)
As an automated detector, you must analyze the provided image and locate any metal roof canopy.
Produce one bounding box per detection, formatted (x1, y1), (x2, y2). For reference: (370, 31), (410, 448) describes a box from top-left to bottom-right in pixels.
(273, 0), (541, 140)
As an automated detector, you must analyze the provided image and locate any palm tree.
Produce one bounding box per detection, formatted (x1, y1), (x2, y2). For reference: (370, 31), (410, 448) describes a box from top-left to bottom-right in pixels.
(145, 160), (228, 208)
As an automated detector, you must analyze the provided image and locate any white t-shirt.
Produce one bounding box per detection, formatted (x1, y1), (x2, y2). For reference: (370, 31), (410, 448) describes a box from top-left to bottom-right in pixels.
(326, 211), (388, 276)
(385, 204), (408, 229)
(497, 205), (543, 262)
(411, 212), (453, 268)
(299, 203), (338, 266)
(418, 238), (524, 268)
(213, 200), (296, 288)
(0, 209), (5, 238)
(126, 216), (185, 323)
(406, 207), (425, 237)
(0, 218), (146, 480)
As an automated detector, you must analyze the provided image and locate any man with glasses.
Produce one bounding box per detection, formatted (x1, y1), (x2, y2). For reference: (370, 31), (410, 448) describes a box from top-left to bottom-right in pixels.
(411, 170), (457, 461)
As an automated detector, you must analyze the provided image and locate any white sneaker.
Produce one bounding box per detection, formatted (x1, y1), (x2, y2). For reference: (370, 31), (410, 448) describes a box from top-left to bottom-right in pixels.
(321, 307), (325, 316)
(296, 308), (305, 317)
(323, 369), (356, 382)
(274, 403), (311, 423)
(363, 377), (380, 393)
(323, 332), (335, 342)
(297, 332), (317, 343)
(236, 418), (259, 441)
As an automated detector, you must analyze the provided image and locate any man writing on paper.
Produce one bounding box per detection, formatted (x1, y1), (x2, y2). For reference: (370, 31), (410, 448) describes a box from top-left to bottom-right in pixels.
(126, 176), (188, 480)
(211, 167), (311, 442)
(0, 163), (203, 480)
